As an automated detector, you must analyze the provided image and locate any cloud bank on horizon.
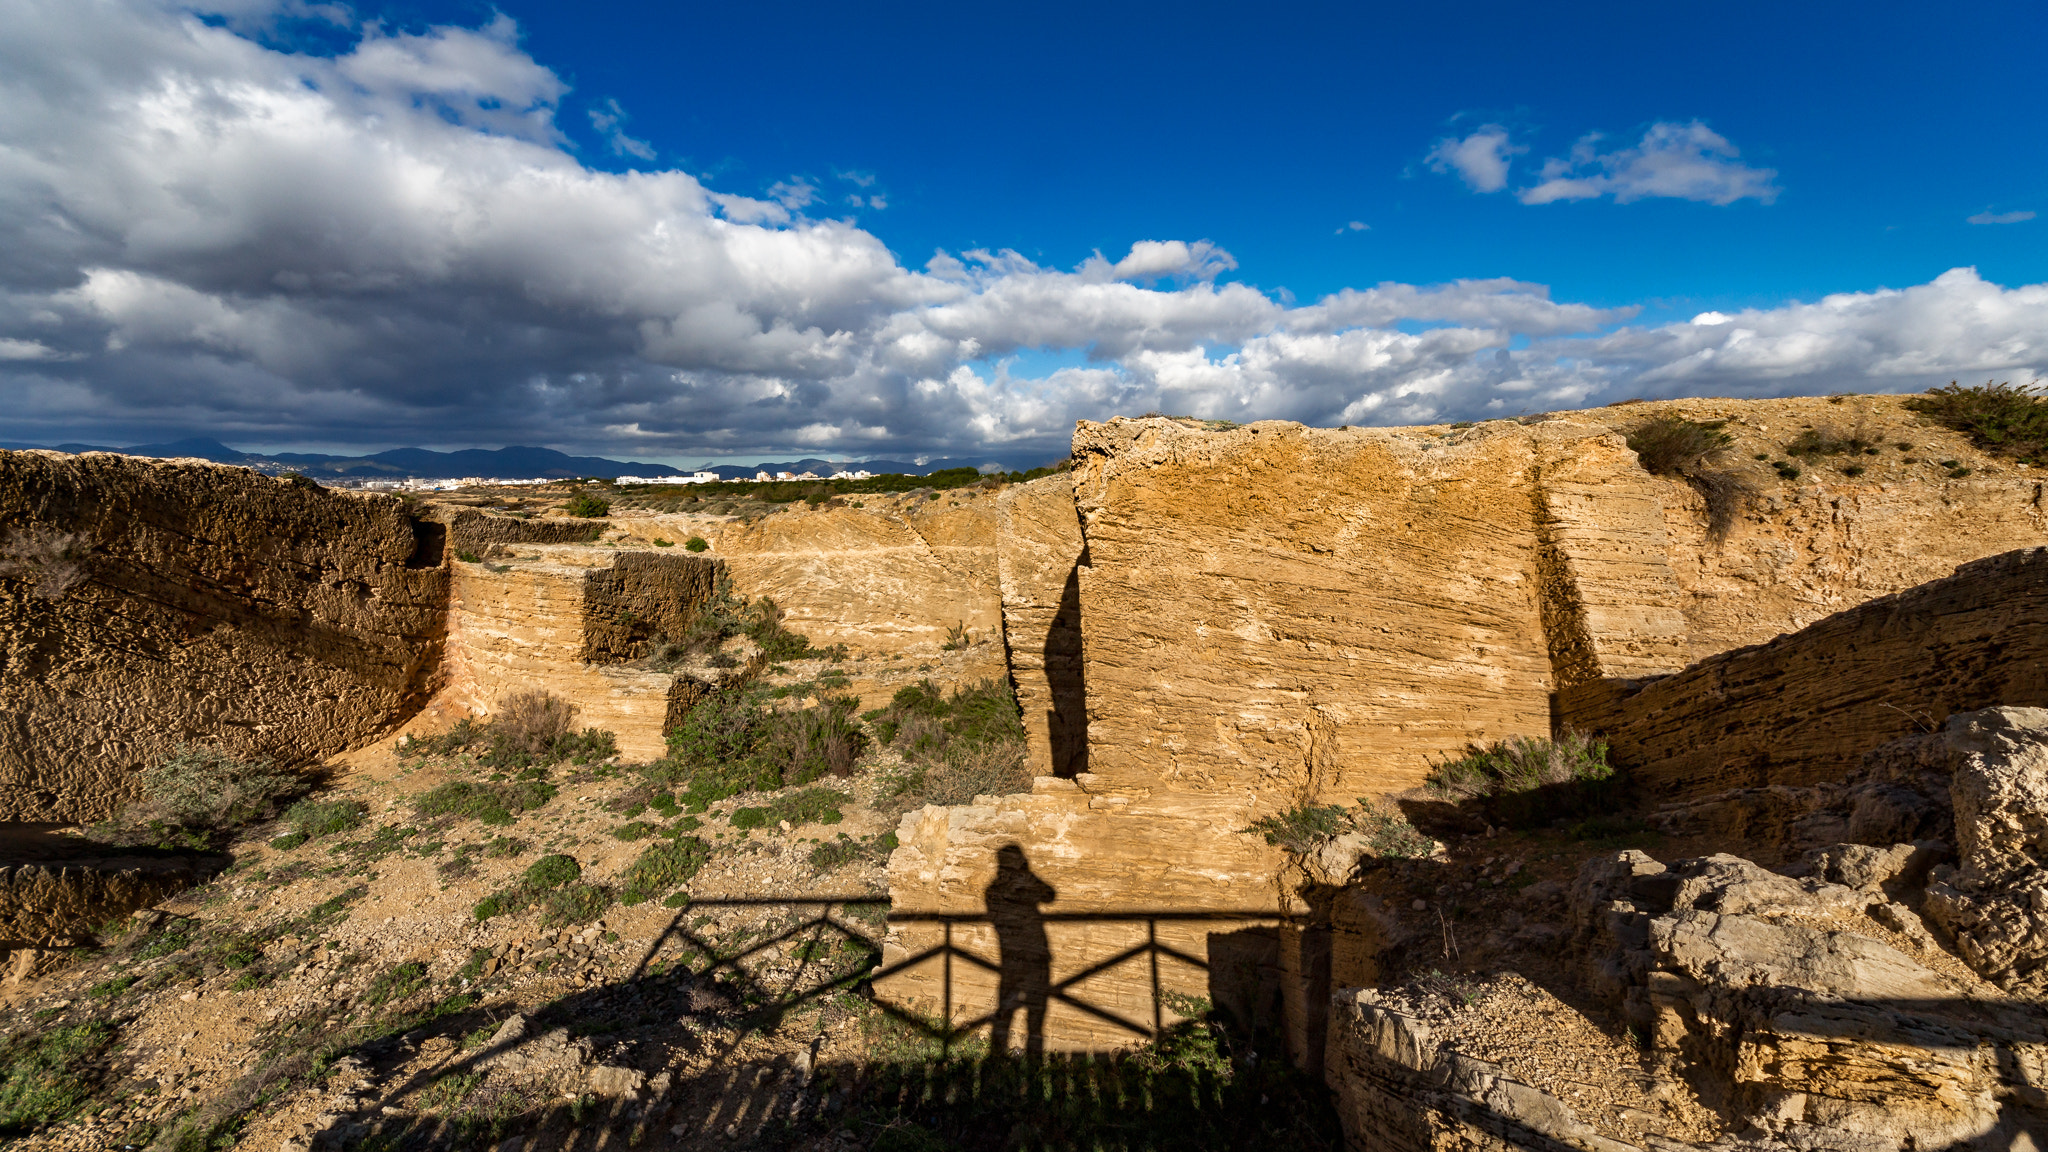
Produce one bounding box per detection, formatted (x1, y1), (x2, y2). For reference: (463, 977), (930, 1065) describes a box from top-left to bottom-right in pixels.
(2, 0), (2044, 463)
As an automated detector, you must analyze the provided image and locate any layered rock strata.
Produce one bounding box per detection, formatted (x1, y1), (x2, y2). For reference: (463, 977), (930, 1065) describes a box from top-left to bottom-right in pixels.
(0, 451), (447, 821)
(1562, 549), (2048, 806)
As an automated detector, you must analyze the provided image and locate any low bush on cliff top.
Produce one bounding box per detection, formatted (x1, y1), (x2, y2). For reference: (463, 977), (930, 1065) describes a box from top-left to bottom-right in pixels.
(88, 745), (301, 851)
(562, 491), (611, 518)
(1905, 380), (2048, 463)
(1425, 729), (1617, 829)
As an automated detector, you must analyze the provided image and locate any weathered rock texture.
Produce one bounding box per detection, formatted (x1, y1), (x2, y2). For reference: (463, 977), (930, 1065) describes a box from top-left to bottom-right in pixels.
(714, 500), (1003, 658)
(1565, 849), (2048, 1149)
(0, 856), (210, 945)
(578, 552), (722, 664)
(1562, 548), (2048, 806)
(444, 510), (602, 556)
(0, 451), (447, 821)
(993, 475), (1088, 778)
(1923, 707), (2048, 994)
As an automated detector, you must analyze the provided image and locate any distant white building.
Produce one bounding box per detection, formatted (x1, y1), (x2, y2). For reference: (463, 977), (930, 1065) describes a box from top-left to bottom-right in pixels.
(775, 471), (796, 480)
(754, 471), (772, 482)
(831, 469), (874, 480)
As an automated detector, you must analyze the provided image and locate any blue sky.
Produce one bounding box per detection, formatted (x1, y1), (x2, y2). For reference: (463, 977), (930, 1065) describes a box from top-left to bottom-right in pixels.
(1, 0), (2043, 466)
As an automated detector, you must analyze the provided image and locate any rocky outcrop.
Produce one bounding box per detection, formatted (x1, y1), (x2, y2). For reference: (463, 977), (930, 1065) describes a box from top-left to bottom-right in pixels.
(0, 451), (447, 821)
(1566, 849), (2048, 1149)
(0, 856), (209, 945)
(444, 509), (602, 555)
(578, 552), (722, 664)
(1563, 549), (2048, 806)
(1923, 707), (2048, 994)
(993, 475), (1088, 778)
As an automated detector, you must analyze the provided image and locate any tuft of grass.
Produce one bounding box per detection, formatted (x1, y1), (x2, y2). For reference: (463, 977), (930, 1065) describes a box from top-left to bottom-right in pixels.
(1904, 380), (2048, 463)
(362, 961), (429, 1008)
(611, 821), (656, 841)
(522, 854), (581, 890)
(1785, 426), (1877, 459)
(1626, 414), (1733, 475)
(1625, 414), (1754, 539)
(1243, 804), (1347, 855)
(653, 538), (674, 548)
(540, 883), (612, 928)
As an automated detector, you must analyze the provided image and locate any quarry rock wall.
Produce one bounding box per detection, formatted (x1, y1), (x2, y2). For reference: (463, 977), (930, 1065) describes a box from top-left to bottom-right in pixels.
(884, 399), (2048, 1055)
(1561, 547), (2048, 806)
(712, 500), (1003, 659)
(438, 549), (678, 761)
(0, 451), (447, 822)
(992, 476), (1089, 778)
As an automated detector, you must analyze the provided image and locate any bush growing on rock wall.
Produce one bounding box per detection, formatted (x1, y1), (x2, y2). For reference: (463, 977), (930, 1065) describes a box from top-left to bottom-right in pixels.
(1905, 380), (2048, 463)
(89, 745), (301, 850)
(1424, 729), (1617, 828)
(1241, 798), (1436, 859)
(645, 577), (825, 669)
(1625, 414), (1755, 539)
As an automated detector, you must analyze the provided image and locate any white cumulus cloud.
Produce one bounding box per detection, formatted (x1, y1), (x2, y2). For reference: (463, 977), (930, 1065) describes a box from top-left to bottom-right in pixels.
(1425, 124), (1522, 193)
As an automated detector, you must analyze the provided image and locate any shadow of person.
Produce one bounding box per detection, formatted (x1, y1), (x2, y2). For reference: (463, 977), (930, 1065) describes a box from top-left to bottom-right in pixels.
(984, 843), (1056, 1057)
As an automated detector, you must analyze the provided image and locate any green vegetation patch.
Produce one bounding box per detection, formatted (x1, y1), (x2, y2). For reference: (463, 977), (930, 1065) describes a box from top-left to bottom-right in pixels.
(618, 838), (711, 906)
(657, 687), (867, 808)
(415, 778), (558, 826)
(809, 831), (898, 873)
(0, 1022), (117, 1131)
(872, 679), (1032, 813)
(1904, 380), (2048, 463)
(563, 492), (611, 518)
(1240, 798), (1435, 859)
(402, 692), (618, 772)
(473, 854), (612, 925)
(87, 745), (299, 851)
(1425, 729), (1618, 829)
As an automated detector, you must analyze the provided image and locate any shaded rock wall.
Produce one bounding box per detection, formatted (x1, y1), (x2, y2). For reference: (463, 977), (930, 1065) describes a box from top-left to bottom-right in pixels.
(0, 451), (447, 821)
(579, 552), (723, 664)
(1561, 548), (2048, 806)
(993, 476), (1088, 778)
(445, 510), (602, 555)
(0, 857), (210, 946)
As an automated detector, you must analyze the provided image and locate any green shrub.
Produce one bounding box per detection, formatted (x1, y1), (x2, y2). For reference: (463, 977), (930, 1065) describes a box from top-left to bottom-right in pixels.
(563, 492), (611, 518)
(871, 679), (1032, 815)
(1242, 805), (1348, 854)
(618, 838), (710, 905)
(523, 854), (581, 890)
(611, 821), (656, 841)
(1904, 380), (2048, 463)
(660, 688), (867, 806)
(730, 806), (768, 829)
(653, 538), (674, 547)
(88, 745), (299, 850)
(414, 779), (558, 826)
(403, 693), (617, 770)
(269, 831), (309, 851)
(1425, 730), (1617, 828)
(284, 797), (368, 840)
(809, 831), (898, 872)
(684, 536), (709, 552)
(540, 882), (611, 928)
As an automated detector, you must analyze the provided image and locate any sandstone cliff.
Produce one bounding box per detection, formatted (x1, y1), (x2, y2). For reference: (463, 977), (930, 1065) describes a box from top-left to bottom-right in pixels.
(0, 451), (447, 821)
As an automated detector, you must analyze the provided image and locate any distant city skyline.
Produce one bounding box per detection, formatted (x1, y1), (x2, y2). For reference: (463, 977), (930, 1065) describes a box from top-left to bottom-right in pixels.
(1, 0), (2042, 462)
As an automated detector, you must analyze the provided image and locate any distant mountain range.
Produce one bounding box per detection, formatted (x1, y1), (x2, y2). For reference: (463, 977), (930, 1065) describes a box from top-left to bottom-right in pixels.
(0, 437), (995, 480)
